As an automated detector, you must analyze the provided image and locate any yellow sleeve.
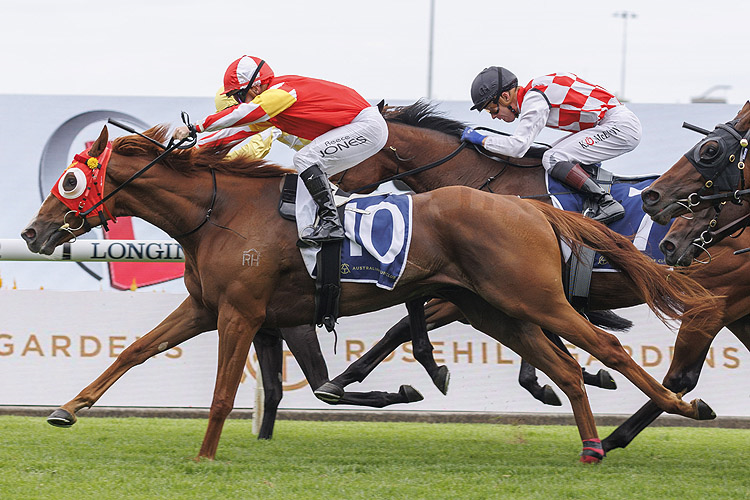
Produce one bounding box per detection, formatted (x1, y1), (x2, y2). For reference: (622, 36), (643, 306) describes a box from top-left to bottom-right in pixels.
(255, 88), (297, 118)
(227, 127), (277, 160)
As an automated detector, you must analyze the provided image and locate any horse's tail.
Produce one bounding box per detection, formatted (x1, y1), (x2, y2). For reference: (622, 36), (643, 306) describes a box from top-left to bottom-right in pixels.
(528, 200), (720, 325)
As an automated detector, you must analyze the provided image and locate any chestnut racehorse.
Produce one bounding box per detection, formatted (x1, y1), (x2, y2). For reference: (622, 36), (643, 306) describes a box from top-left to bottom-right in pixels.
(314, 101), (750, 454)
(22, 125), (716, 461)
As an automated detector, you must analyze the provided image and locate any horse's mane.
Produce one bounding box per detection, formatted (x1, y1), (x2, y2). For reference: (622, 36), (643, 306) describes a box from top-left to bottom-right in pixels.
(382, 99), (469, 138)
(111, 125), (293, 177)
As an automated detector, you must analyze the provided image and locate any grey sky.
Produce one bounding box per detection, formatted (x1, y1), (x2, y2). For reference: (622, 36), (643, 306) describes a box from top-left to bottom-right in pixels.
(0, 0), (746, 104)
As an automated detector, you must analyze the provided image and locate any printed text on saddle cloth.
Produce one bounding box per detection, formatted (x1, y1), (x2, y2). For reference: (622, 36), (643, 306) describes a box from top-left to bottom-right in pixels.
(307, 194), (413, 290)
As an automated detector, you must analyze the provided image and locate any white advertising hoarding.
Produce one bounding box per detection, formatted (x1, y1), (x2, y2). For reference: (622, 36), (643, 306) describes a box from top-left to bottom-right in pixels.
(1, 290), (747, 417)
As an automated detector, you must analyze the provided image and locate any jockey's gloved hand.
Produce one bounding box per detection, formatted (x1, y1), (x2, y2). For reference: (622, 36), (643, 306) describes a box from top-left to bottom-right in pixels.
(461, 127), (486, 147)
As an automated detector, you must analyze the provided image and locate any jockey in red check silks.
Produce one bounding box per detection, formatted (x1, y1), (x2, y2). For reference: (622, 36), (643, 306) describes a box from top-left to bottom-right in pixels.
(461, 67), (642, 225)
(173, 55), (388, 244)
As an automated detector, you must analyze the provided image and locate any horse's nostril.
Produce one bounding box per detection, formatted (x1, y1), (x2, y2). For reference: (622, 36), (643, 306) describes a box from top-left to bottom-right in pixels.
(21, 228), (36, 242)
(642, 190), (660, 204)
(661, 240), (676, 254)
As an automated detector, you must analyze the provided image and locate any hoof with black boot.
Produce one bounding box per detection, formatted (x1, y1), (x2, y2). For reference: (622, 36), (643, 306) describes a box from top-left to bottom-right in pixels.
(695, 399), (716, 420)
(398, 385), (424, 403)
(314, 381), (345, 403)
(582, 368), (617, 390)
(432, 365), (450, 395)
(595, 369), (617, 390)
(47, 408), (76, 427)
(541, 384), (563, 406)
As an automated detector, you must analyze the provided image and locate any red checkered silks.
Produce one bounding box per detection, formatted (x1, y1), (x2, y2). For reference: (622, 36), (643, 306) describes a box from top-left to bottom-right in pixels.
(517, 73), (621, 132)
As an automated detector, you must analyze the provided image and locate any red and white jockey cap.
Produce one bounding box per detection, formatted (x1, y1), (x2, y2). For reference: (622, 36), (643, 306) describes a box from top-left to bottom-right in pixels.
(222, 56), (275, 94)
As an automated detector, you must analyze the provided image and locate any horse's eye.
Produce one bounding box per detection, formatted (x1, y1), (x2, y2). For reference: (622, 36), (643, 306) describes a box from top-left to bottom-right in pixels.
(57, 167), (87, 199)
(699, 141), (722, 163)
(63, 173), (78, 190)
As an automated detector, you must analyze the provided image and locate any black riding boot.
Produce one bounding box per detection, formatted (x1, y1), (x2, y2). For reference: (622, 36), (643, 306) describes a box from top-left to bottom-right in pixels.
(550, 161), (625, 225)
(300, 164), (345, 243)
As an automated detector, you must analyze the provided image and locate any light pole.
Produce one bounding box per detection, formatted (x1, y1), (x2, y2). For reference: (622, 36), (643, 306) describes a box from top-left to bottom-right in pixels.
(427, 0), (435, 99)
(613, 11), (637, 101)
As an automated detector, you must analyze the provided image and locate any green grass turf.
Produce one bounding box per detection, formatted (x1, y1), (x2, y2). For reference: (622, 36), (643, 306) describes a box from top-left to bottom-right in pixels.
(1, 416), (748, 500)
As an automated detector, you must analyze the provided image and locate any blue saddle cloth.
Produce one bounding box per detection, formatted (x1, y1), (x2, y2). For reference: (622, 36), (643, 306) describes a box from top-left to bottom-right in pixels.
(546, 174), (673, 269)
(310, 193), (412, 290)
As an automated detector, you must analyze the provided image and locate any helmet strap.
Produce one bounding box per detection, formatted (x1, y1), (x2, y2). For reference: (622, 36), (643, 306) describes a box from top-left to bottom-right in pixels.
(235, 59), (266, 104)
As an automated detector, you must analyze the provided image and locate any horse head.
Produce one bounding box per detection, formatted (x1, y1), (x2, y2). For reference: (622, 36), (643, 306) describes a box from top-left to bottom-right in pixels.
(658, 200), (750, 266)
(642, 101), (750, 224)
(22, 125), (114, 255)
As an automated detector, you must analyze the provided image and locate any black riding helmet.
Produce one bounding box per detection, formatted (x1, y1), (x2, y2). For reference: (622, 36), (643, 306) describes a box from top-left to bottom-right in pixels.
(470, 66), (518, 112)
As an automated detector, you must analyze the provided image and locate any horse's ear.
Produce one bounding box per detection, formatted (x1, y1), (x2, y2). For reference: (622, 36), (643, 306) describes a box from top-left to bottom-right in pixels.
(736, 101), (750, 130)
(88, 126), (109, 157)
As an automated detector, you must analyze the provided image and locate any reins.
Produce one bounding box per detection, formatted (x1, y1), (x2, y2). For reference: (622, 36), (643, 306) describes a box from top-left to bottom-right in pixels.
(348, 127), (548, 195)
(78, 114), (197, 220)
(349, 141), (469, 194)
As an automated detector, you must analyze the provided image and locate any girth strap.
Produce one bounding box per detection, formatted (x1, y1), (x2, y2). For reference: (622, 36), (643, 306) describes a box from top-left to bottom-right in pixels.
(314, 240), (343, 332)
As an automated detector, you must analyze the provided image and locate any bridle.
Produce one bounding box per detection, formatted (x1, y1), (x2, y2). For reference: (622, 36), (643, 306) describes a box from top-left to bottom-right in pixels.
(676, 119), (750, 215)
(675, 119), (750, 260)
(55, 114), (230, 241)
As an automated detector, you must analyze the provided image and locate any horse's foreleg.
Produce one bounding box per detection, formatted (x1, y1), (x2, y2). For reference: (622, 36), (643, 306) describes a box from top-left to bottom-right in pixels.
(252, 328), (284, 440)
(518, 359), (562, 406)
(324, 314), (413, 393)
(603, 315), (727, 452)
(198, 308), (263, 460)
(406, 299), (450, 394)
(276, 324), (422, 408)
(48, 297), (215, 427)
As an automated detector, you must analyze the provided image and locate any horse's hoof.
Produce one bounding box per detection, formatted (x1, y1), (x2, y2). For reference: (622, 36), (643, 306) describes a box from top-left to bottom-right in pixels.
(314, 382), (344, 403)
(596, 369), (617, 390)
(579, 453), (604, 464)
(47, 408), (76, 427)
(542, 385), (563, 406)
(398, 385), (424, 403)
(433, 365), (450, 395)
(693, 399), (716, 420)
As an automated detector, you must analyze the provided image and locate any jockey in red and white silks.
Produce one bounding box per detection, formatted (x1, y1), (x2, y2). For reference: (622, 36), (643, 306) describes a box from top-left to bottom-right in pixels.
(462, 68), (642, 225)
(174, 55), (388, 243)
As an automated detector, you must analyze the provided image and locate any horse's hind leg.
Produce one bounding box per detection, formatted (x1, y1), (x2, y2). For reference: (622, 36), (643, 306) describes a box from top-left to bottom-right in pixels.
(47, 297), (216, 427)
(198, 307), (264, 460)
(323, 299), (461, 398)
(531, 300), (715, 421)
(508, 325), (605, 463)
(252, 328), (284, 440)
(445, 291), (604, 462)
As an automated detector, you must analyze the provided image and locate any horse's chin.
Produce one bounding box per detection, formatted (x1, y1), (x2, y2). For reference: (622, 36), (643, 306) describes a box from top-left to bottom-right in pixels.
(665, 247), (699, 268)
(650, 202), (687, 225)
(37, 230), (72, 255)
